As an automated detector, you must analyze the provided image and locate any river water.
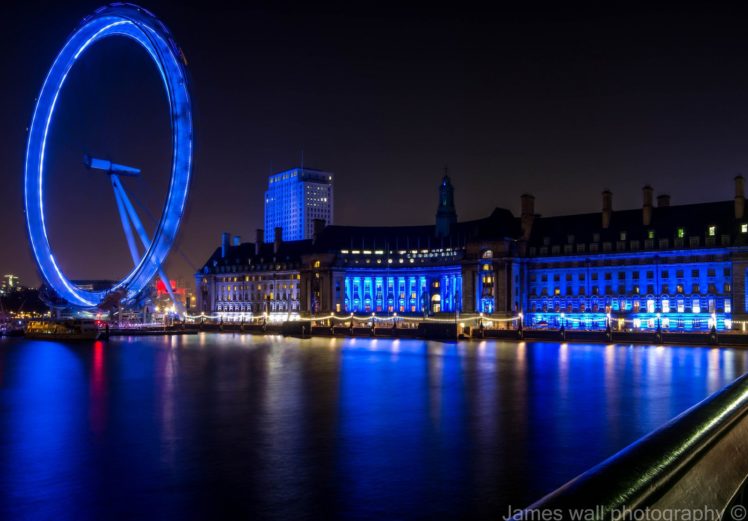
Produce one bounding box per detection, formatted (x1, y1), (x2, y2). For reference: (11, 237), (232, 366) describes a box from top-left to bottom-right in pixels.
(0, 334), (745, 520)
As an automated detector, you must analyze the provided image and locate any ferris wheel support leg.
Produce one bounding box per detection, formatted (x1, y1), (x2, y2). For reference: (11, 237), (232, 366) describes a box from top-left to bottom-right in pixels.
(111, 177), (185, 316)
(111, 176), (141, 265)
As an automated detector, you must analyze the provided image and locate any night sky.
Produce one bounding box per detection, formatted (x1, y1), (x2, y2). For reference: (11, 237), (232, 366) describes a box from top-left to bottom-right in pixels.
(3, 2), (748, 287)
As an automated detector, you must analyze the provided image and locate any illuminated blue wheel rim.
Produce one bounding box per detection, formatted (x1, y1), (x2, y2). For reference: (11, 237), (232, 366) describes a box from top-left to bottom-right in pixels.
(24, 3), (192, 308)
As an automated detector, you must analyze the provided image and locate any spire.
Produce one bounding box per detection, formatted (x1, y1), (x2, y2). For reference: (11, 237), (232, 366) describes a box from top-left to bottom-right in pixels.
(435, 170), (457, 237)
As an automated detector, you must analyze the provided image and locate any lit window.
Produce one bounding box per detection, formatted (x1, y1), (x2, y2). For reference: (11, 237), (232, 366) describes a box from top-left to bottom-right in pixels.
(677, 228), (685, 239)
(620, 231), (627, 241)
(647, 230), (655, 239)
(708, 226), (716, 237)
(742, 224), (748, 234)
(662, 300), (670, 313)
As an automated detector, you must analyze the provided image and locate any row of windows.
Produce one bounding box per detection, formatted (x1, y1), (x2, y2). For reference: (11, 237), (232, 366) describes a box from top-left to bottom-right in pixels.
(215, 274), (301, 282)
(530, 283), (731, 297)
(530, 267), (730, 283)
(218, 292), (297, 302)
(218, 282), (298, 291)
(528, 297), (731, 314)
(546, 225), (747, 246)
(217, 302), (300, 312)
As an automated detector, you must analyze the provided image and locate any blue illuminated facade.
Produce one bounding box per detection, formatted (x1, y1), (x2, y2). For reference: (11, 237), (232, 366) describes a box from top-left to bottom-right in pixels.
(264, 168), (334, 242)
(524, 251), (734, 331)
(24, 4), (193, 308)
(339, 269), (462, 314)
(200, 176), (748, 332)
(519, 183), (748, 332)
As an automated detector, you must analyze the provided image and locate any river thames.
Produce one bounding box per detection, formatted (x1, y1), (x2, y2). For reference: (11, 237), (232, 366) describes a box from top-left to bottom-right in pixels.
(0, 334), (746, 520)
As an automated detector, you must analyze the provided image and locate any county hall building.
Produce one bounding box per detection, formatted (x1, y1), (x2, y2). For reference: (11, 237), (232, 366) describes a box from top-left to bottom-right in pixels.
(196, 173), (748, 331)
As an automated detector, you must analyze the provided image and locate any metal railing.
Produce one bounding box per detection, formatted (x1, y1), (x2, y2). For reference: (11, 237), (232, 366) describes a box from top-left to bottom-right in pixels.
(514, 373), (748, 520)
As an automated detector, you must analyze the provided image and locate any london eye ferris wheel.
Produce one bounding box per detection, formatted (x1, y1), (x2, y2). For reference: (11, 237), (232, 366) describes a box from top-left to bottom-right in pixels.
(24, 3), (193, 311)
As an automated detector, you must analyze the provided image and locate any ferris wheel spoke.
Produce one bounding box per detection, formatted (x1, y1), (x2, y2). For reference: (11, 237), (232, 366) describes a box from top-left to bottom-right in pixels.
(111, 176), (141, 266)
(112, 176), (184, 314)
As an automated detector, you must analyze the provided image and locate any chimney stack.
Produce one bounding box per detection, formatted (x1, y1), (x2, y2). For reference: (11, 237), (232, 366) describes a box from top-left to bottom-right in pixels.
(642, 185), (653, 226)
(657, 194), (670, 208)
(233, 235), (241, 247)
(221, 232), (230, 257)
(520, 193), (535, 240)
(255, 229), (263, 255)
(736, 175), (745, 219)
(601, 190), (613, 229)
(274, 227), (282, 255)
(312, 218), (326, 243)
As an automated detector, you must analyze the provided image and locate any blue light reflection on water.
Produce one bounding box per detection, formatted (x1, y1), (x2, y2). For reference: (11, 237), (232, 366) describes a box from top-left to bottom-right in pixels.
(0, 335), (745, 520)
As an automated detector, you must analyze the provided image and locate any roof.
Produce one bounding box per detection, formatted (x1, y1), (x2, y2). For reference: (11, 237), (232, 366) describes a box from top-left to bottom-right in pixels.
(528, 200), (741, 246)
(312, 208), (520, 251)
(197, 208), (521, 273)
(199, 240), (313, 274)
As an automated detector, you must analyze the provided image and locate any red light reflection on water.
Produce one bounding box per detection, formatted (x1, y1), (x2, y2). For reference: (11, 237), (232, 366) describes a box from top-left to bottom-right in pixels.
(90, 340), (107, 434)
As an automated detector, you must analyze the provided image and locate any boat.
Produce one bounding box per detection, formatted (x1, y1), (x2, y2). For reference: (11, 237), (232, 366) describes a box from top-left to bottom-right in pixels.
(24, 319), (107, 340)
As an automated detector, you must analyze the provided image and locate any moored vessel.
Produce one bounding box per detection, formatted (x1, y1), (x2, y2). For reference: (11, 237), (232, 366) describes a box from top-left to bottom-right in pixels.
(24, 320), (107, 340)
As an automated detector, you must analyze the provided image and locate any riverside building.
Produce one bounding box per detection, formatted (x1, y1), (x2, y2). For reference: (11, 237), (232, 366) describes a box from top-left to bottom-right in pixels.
(197, 174), (748, 331)
(263, 167), (334, 242)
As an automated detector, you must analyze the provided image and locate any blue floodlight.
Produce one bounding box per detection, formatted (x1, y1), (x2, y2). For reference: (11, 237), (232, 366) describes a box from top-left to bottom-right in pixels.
(24, 4), (193, 308)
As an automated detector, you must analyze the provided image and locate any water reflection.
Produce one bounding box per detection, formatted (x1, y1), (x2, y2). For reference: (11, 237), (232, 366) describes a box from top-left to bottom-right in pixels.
(0, 335), (745, 520)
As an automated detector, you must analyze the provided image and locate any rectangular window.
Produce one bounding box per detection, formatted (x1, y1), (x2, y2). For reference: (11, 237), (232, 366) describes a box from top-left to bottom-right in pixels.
(677, 228), (685, 238)
(742, 224), (748, 234)
(708, 226), (716, 237)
